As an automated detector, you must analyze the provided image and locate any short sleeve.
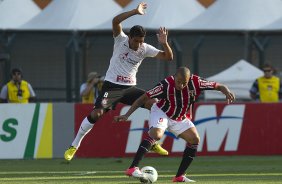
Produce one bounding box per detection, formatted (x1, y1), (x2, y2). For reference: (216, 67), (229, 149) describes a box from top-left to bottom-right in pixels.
(80, 83), (87, 95)
(0, 85), (8, 99)
(197, 76), (217, 91)
(28, 84), (36, 97)
(146, 81), (166, 99)
(144, 43), (161, 58)
(250, 80), (258, 94)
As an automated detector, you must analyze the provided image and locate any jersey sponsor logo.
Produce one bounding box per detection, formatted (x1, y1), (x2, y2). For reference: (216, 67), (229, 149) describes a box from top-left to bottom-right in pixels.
(119, 52), (139, 66)
(127, 58), (139, 65)
(119, 52), (129, 61)
(116, 75), (134, 84)
(199, 80), (215, 88)
(148, 86), (163, 96)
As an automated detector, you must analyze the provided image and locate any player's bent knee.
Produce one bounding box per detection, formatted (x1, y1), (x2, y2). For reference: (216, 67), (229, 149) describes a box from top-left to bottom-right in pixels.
(149, 133), (162, 141)
(149, 129), (164, 141)
(186, 135), (200, 145)
(195, 135), (200, 144)
(91, 109), (105, 121)
(191, 135), (200, 145)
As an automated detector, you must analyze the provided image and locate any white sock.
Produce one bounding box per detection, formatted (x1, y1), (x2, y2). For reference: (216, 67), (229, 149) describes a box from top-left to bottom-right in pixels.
(71, 117), (94, 148)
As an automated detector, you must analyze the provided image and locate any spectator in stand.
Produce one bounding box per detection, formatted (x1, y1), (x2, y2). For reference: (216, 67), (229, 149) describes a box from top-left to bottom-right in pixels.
(250, 64), (282, 102)
(0, 68), (36, 103)
(80, 72), (103, 104)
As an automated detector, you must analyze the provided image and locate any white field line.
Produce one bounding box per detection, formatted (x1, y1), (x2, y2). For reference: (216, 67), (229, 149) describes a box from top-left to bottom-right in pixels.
(0, 171), (282, 177)
(0, 176), (125, 181)
(0, 170), (174, 175)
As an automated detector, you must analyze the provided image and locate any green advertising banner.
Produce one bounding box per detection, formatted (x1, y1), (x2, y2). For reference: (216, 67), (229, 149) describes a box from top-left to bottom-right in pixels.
(0, 103), (53, 159)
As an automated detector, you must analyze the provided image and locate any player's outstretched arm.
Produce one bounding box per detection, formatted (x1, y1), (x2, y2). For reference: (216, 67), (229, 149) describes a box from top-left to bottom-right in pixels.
(155, 27), (173, 61)
(215, 83), (235, 104)
(114, 94), (150, 122)
(112, 2), (147, 37)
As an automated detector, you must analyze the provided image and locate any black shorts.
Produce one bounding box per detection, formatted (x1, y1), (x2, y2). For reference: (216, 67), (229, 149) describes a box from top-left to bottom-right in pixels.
(94, 80), (146, 110)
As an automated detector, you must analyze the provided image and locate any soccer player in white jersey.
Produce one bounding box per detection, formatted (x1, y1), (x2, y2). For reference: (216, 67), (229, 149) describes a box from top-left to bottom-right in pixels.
(64, 2), (173, 161)
(115, 67), (235, 182)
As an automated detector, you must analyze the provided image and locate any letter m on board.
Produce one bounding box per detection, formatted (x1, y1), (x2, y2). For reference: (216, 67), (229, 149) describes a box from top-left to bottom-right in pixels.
(194, 105), (245, 152)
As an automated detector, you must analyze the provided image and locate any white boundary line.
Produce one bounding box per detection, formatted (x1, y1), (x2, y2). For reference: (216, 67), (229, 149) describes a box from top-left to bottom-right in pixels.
(0, 171), (282, 176)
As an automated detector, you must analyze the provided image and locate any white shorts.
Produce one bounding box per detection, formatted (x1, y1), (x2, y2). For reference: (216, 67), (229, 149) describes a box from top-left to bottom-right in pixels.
(149, 103), (195, 137)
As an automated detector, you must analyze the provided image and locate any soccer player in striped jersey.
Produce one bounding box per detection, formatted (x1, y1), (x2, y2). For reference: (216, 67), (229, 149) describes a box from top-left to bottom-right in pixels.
(115, 67), (235, 183)
(64, 2), (173, 161)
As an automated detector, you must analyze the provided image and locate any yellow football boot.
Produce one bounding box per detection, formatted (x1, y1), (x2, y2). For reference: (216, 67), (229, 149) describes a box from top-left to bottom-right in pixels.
(64, 146), (77, 161)
(151, 143), (169, 156)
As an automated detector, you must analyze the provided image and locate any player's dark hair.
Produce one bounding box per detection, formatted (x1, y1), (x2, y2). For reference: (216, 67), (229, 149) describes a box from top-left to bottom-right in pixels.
(129, 25), (146, 38)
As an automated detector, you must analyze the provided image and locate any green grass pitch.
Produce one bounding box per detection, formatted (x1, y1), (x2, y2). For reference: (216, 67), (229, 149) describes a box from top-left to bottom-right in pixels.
(0, 156), (282, 183)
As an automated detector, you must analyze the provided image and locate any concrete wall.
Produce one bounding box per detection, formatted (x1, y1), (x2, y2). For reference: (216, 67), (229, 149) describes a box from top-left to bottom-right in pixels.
(53, 103), (74, 158)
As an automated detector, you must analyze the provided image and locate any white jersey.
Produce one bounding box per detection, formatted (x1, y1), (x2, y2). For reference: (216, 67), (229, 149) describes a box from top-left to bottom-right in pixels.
(104, 31), (160, 86)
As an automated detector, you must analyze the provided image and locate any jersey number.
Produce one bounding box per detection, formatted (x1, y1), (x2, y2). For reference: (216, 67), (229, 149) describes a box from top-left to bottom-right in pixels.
(103, 92), (108, 98)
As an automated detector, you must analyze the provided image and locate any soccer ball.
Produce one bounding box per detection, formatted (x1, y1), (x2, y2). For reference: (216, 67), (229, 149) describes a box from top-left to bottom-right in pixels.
(141, 166), (158, 183)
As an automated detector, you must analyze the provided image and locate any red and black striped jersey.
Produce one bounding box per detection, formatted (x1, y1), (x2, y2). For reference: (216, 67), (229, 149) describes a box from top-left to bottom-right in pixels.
(146, 74), (217, 121)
